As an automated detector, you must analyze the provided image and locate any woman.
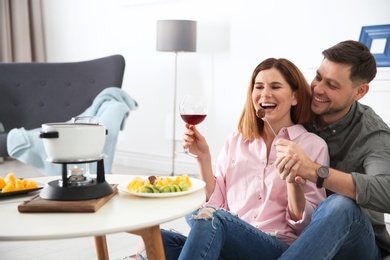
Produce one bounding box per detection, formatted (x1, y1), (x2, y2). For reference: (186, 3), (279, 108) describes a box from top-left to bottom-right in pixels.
(149, 58), (329, 259)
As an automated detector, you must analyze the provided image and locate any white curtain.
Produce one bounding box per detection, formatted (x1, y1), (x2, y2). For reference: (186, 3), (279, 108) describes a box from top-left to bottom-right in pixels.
(0, 0), (46, 62)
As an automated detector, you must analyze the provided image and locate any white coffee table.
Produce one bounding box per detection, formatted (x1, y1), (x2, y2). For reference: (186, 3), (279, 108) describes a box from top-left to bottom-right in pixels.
(0, 174), (206, 260)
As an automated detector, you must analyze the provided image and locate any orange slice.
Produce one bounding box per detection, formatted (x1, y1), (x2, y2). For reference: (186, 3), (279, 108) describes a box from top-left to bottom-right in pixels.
(2, 183), (16, 193)
(25, 180), (38, 189)
(4, 173), (16, 185)
(15, 179), (24, 191)
(0, 177), (6, 189)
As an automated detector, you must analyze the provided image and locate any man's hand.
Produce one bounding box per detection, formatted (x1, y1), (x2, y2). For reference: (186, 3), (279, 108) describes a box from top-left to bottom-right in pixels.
(276, 154), (306, 185)
(275, 139), (315, 184)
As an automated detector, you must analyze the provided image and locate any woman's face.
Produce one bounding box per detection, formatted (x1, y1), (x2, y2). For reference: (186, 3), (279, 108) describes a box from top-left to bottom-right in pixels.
(252, 68), (297, 128)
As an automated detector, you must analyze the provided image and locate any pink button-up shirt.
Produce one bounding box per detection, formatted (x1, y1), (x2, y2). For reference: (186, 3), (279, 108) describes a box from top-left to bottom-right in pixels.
(204, 124), (329, 245)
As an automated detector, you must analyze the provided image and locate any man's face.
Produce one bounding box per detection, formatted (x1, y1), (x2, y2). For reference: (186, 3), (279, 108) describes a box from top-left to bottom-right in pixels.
(310, 58), (359, 127)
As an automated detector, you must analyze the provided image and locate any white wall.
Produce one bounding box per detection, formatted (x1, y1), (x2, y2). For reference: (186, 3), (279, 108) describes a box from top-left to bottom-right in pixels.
(41, 0), (390, 175)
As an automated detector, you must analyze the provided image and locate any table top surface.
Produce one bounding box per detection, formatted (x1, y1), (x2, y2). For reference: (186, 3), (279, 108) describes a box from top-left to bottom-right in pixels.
(0, 174), (205, 241)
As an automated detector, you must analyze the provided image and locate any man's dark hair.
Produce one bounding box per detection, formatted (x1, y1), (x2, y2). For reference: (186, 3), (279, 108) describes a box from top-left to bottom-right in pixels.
(322, 40), (377, 85)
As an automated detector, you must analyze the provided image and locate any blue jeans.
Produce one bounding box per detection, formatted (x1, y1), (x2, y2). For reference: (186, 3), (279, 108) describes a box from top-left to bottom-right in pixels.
(279, 194), (382, 260)
(185, 210), (196, 227)
(162, 208), (289, 260)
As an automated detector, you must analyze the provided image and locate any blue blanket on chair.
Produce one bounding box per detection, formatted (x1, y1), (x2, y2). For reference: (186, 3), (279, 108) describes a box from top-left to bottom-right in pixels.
(7, 87), (138, 176)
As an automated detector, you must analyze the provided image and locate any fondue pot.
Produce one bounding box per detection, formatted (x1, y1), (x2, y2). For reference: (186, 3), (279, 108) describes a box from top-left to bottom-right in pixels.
(39, 117), (107, 161)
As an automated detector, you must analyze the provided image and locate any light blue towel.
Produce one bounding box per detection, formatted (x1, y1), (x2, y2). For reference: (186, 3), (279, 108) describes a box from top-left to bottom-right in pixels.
(7, 87), (138, 176)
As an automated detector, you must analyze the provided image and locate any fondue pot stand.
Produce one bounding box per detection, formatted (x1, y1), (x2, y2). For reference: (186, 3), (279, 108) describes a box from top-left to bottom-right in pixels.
(39, 158), (113, 201)
(39, 117), (113, 201)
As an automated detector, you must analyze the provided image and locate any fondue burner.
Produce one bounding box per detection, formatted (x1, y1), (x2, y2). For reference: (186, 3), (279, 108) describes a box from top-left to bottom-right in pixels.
(66, 165), (94, 185)
(40, 158), (113, 201)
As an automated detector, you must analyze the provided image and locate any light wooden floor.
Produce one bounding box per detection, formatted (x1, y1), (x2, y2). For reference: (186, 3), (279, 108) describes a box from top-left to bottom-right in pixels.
(0, 158), (190, 260)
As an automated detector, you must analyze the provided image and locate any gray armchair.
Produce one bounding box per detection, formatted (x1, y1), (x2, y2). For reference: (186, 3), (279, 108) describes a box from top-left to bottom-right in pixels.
(0, 55), (125, 158)
(0, 55), (138, 176)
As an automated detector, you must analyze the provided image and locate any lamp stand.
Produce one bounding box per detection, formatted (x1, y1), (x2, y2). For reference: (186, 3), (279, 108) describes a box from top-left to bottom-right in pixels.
(156, 20), (197, 176)
(171, 52), (178, 176)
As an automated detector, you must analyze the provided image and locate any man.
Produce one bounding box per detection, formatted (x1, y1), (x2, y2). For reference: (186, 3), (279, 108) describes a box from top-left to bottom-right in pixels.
(275, 40), (390, 259)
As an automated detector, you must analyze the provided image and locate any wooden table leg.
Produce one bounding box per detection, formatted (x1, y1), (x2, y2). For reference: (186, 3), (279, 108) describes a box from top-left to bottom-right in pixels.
(129, 225), (166, 260)
(94, 235), (109, 260)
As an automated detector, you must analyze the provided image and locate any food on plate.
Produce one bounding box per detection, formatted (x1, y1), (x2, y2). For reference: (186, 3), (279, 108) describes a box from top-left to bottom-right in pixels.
(0, 173), (39, 193)
(127, 174), (192, 193)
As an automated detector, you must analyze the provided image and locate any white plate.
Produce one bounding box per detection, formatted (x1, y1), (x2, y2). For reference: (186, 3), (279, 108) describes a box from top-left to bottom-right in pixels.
(118, 177), (205, 198)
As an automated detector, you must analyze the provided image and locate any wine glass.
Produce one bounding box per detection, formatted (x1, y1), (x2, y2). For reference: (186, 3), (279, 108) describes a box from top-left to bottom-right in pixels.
(177, 94), (208, 157)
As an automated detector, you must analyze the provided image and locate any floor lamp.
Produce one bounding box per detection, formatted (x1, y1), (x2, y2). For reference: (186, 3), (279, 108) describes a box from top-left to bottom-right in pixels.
(156, 20), (197, 176)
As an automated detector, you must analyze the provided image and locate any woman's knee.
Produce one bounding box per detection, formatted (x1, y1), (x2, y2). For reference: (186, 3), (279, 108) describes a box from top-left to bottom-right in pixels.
(191, 207), (235, 229)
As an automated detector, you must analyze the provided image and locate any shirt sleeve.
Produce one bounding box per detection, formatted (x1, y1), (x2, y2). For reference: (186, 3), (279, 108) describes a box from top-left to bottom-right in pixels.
(353, 143), (390, 213)
(203, 135), (231, 209)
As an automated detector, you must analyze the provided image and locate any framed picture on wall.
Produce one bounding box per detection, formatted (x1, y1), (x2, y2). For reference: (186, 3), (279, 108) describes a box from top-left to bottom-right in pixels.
(359, 24), (390, 67)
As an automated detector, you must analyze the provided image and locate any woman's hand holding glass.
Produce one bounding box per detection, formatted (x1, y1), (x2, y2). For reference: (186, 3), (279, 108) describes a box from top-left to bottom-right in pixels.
(181, 124), (210, 160)
(177, 94), (208, 157)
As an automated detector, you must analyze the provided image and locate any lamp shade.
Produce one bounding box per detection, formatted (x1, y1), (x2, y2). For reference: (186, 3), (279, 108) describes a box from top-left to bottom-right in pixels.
(156, 20), (197, 52)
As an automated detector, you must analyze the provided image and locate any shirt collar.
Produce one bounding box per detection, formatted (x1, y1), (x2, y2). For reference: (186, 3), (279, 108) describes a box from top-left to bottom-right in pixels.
(245, 124), (307, 142)
(281, 124), (308, 140)
(311, 102), (357, 136)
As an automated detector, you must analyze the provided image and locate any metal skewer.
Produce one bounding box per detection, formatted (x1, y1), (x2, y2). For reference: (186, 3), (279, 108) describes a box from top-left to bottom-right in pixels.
(256, 108), (277, 137)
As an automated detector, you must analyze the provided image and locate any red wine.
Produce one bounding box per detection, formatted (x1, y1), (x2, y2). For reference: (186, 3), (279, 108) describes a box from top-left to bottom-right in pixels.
(180, 114), (207, 125)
